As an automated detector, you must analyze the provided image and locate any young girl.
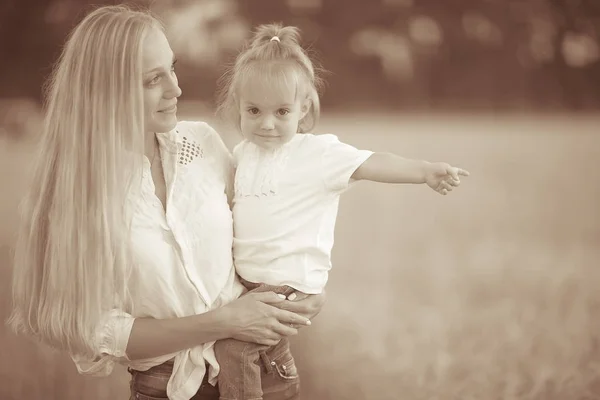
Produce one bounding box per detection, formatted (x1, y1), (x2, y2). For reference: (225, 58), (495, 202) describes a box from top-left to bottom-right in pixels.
(214, 24), (469, 400)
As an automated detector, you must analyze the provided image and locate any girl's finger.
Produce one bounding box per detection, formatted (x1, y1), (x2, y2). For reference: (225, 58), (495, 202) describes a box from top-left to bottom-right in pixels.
(447, 167), (459, 181)
(442, 181), (453, 192)
(447, 178), (461, 187)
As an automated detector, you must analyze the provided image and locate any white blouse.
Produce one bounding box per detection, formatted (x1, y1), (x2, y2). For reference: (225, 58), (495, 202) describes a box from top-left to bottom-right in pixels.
(71, 121), (244, 400)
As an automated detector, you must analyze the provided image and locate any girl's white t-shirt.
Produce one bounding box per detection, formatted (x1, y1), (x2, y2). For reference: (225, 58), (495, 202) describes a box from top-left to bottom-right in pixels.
(232, 133), (373, 294)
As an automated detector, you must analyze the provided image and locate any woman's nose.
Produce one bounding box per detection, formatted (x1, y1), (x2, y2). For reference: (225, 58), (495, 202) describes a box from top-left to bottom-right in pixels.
(165, 73), (182, 98)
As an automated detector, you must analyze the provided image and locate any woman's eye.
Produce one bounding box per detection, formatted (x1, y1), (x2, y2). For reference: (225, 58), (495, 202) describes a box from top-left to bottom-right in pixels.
(148, 76), (160, 85)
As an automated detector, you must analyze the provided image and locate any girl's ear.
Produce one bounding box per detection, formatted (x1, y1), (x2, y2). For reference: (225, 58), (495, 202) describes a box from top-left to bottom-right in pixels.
(300, 97), (311, 120)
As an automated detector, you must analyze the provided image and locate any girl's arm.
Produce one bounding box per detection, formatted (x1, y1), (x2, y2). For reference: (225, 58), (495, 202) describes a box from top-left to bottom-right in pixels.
(351, 152), (430, 184)
(351, 152), (470, 195)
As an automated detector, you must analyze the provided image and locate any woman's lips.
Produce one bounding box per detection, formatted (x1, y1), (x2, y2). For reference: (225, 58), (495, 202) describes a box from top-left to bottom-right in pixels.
(159, 104), (177, 113)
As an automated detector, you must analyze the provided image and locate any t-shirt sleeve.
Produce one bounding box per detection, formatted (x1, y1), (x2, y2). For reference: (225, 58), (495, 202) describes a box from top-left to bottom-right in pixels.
(318, 134), (373, 192)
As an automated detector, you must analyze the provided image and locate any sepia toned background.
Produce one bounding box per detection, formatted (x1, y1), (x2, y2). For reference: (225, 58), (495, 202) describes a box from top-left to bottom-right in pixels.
(1, 0), (600, 399)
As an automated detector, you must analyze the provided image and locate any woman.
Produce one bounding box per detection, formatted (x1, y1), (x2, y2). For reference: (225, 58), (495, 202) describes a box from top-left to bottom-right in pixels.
(7, 5), (324, 400)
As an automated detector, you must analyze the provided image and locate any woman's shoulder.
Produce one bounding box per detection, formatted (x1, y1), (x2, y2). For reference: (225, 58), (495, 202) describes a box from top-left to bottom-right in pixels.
(174, 120), (219, 143)
(175, 120), (232, 166)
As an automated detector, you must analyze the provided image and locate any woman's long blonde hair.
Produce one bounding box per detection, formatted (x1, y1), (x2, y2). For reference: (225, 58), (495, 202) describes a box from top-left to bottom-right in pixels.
(7, 5), (161, 357)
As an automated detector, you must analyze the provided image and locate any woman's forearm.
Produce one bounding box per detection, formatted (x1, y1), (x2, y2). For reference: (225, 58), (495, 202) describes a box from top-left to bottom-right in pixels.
(125, 291), (316, 360)
(126, 308), (232, 360)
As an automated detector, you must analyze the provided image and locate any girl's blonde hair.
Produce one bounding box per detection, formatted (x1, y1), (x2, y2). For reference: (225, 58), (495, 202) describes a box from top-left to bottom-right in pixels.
(217, 23), (325, 133)
(7, 5), (161, 357)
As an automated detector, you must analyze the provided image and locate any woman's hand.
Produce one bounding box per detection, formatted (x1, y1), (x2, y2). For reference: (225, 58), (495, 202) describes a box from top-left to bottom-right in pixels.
(219, 291), (311, 346)
(275, 289), (326, 323)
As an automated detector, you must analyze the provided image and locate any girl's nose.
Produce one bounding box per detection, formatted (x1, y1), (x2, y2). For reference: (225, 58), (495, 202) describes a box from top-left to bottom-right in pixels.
(260, 115), (275, 130)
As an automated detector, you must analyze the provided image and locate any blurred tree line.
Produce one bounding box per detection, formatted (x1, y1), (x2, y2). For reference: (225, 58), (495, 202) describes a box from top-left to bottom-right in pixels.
(0, 0), (599, 113)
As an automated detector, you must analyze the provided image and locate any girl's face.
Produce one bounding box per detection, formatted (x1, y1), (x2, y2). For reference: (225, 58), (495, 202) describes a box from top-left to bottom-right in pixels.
(142, 28), (182, 135)
(238, 69), (310, 150)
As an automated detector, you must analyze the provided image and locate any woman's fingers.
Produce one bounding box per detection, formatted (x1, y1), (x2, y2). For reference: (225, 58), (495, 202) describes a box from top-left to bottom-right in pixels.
(253, 331), (284, 346)
(251, 291), (287, 304)
(273, 307), (311, 327)
(286, 291), (309, 301)
(275, 292), (325, 320)
(226, 291), (314, 343)
(239, 291), (313, 334)
(250, 291), (311, 324)
(273, 297), (312, 317)
(250, 318), (298, 342)
(272, 320), (299, 337)
(256, 338), (282, 346)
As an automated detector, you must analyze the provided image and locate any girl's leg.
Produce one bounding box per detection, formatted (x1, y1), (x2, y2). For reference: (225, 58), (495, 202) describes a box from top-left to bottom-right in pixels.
(215, 280), (298, 400)
(260, 338), (301, 400)
(214, 338), (269, 400)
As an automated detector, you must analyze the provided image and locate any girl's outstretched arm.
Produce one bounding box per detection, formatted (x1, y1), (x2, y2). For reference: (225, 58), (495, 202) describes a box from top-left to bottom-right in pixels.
(351, 152), (469, 194)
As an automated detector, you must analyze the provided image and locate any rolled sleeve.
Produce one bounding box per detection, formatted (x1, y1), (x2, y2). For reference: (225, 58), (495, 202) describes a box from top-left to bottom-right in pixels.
(71, 309), (135, 376)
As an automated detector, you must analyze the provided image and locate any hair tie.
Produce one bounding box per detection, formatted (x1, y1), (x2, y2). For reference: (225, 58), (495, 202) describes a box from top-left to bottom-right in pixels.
(270, 36), (280, 43)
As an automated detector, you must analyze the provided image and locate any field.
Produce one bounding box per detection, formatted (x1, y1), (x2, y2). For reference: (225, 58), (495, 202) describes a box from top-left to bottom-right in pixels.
(1, 112), (599, 400)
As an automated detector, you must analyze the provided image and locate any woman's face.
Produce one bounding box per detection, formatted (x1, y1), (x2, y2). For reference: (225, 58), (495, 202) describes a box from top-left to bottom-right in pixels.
(142, 28), (182, 134)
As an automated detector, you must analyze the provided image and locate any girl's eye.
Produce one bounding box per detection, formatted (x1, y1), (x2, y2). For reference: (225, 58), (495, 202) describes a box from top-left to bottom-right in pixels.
(171, 59), (178, 72)
(277, 109), (290, 116)
(248, 108), (260, 115)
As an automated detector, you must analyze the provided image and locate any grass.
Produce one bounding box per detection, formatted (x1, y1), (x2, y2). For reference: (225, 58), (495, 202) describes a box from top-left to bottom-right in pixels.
(1, 112), (599, 400)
